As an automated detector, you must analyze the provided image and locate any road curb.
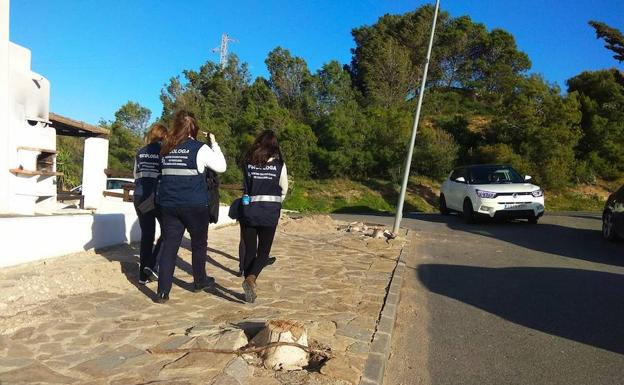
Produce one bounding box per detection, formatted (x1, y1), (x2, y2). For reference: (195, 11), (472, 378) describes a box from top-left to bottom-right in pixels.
(358, 230), (411, 385)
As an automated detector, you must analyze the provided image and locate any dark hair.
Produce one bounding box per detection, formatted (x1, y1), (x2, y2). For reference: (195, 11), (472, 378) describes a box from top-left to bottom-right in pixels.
(144, 123), (167, 144)
(160, 110), (199, 155)
(244, 130), (283, 166)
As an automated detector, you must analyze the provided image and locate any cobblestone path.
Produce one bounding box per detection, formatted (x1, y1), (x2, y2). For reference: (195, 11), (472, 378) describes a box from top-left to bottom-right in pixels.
(0, 216), (406, 385)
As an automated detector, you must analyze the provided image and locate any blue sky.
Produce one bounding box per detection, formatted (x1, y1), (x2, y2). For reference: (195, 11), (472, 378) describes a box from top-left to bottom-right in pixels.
(9, 0), (624, 124)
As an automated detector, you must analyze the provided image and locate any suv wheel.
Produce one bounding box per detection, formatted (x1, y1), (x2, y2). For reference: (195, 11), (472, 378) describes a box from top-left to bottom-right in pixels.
(602, 210), (617, 241)
(463, 198), (475, 224)
(439, 194), (450, 215)
(528, 215), (538, 224)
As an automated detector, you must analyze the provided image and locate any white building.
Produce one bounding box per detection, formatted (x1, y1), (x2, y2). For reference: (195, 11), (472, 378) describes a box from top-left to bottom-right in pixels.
(0, 0), (234, 268)
(0, 0), (111, 216)
(0, 0), (130, 266)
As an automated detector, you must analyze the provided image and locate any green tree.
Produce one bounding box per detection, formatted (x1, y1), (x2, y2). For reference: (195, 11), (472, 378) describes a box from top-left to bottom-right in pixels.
(365, 106), (414, 181)
(160, 55), (251, 182)
(473, 143), (532, 175)
(235, 78), (316, 179)
(412, 124), (459, 180)
(487, 75), (581, 189)
(349, 6), (530, 107)
(265, 47), (313, 121)
(106, 120), (143, 172)
(114, 101), (151, 137)
(435, 15), (489, 88)
(567, 69), (624, 179)
(309, 61), (357, 118)
(350, 6), (441, 107)
(105, 103), (148, 171)
(314, 103), (372, 178)
(589, 21), (624, 62)
(55, 146), (82, 190)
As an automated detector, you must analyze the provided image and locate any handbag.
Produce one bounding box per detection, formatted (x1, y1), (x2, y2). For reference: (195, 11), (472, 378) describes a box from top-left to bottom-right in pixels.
(228, 166), (249, 220)
(137, 192), (156, 214)
(206, 169), (220, 224)
(228, 198), (242, 220)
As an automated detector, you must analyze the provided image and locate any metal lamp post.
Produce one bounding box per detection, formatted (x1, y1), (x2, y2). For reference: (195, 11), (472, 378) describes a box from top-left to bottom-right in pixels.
(392, 0), (441, 234)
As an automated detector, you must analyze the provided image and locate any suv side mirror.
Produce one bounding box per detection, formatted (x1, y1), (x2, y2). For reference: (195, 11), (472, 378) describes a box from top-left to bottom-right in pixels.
(524, 175), (532, 181)
(455, 176), (466, 183)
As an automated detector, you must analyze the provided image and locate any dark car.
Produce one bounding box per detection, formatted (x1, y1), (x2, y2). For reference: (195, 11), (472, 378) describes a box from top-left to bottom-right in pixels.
(602, 184), (624, 241)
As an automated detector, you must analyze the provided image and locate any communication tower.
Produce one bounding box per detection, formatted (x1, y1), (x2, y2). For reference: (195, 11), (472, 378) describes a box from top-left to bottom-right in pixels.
(212, 33), (238, 70)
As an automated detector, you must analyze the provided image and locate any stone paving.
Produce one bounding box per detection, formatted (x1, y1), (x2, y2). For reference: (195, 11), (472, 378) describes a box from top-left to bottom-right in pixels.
(0, 215), (406, 385)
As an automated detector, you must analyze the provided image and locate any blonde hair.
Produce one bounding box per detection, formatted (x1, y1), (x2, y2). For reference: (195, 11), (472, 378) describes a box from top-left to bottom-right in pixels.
(144, 123), (167, 145)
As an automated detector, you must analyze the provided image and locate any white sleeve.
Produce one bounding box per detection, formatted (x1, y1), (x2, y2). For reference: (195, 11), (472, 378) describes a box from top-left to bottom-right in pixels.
(196, 142), (227, 174)
(279, 163), (288, 200)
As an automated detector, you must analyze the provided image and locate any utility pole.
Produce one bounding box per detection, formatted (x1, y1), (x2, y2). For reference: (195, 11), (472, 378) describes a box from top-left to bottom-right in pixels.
(392, 0), (440, 235)
(212, 33), (237, 70)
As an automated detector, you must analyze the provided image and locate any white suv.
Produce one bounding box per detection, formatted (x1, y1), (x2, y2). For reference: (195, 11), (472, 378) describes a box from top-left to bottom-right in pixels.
(440, 164), (545, 223)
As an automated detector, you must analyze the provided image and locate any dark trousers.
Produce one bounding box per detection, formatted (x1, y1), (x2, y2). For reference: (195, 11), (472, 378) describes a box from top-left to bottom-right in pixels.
(241, 225), (277, 278)
(158, 206), (210, 295)
(134, 205), (163, 281)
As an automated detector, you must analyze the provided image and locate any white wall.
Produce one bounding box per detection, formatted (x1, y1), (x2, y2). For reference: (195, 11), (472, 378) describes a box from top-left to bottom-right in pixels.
(0, 0), (11, 213)
(82, 137), (109, 209)
(0, 212), (138, 267)
(0, 203), (236, 268)
(2, 28), (55, 215)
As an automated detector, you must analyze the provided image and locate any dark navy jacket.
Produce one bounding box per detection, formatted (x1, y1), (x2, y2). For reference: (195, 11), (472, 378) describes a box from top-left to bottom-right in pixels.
(134, 141), (161, 205)
(157, 139), (209, 208)
(240, 159), (284, 227)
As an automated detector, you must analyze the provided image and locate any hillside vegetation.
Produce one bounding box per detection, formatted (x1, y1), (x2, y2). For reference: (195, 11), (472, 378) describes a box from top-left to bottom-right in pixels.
(59, 5), (624, 213)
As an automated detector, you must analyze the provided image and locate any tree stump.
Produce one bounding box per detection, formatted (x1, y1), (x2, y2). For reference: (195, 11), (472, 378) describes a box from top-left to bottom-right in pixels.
(251, 319), (309, 371)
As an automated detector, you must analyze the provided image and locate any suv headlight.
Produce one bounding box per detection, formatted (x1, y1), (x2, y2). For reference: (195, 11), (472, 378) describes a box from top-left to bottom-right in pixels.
(476, 189), (497, 199)
(531, 189), (544, 197)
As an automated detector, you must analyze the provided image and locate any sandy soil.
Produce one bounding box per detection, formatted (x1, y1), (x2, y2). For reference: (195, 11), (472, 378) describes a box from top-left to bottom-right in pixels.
(0, 246), (139, 319)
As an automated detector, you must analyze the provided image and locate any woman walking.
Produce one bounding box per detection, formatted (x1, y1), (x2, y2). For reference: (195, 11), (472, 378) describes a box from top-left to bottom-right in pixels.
(133, 123), (167, 284)
(154, 110), (227, 303)
(240, 130), (288, 303)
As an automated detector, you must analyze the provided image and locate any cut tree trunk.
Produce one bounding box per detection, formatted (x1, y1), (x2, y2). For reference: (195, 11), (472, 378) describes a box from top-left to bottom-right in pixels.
(251, 319), (309, 371)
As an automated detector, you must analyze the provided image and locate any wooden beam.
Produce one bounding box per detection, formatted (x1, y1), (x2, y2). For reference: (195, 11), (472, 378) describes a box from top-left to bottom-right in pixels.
(104, 168), (134, 178)
(49, 112), (110, 138)
(9, 169), (63, 177)
(17, 146), (57, 154)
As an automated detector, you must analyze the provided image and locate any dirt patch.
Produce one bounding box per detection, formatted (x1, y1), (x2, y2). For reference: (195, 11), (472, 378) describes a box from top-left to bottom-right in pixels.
(279, 215), (339, 234)
(409, 183), (439, 207)
(0, 247), (138, 319)
(574, 183), (613, 200)
(468, 115), (491, 133)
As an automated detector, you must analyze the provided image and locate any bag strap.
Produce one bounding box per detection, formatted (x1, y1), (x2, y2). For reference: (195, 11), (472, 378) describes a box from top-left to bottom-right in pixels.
(242, 164), (249, 195)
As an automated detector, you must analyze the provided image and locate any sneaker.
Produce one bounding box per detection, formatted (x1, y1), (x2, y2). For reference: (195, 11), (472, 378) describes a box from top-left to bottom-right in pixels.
(143, 266), (159, 281)
(138, 279), (147, 285)
(193, 276), (216, 292)
(242, 275), (257, 303)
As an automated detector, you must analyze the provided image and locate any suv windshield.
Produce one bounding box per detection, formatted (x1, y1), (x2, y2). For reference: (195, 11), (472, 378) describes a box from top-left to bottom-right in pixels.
(467, 165), (524, 184)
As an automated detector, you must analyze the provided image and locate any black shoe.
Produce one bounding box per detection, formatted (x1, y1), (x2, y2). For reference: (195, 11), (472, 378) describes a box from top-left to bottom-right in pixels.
(193, 276), (215, 292)
(154, 292), (169, 304)
(139, 272), (149, 285)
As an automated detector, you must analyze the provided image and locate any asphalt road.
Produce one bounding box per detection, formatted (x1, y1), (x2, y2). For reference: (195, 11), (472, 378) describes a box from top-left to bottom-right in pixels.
(334, 212), (624, 385)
